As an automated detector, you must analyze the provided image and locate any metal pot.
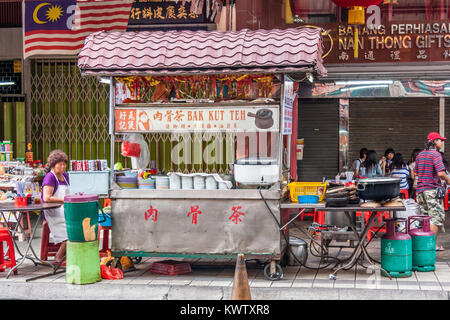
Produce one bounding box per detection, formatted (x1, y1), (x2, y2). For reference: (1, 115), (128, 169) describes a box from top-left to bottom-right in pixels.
(247, 109), (274, 129)
(356, 177), (401, 201)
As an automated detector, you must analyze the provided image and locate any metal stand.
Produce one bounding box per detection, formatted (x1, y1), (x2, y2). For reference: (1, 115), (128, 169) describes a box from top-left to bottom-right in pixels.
(329, 210), (392, 280)
(0, 210), (63, 280)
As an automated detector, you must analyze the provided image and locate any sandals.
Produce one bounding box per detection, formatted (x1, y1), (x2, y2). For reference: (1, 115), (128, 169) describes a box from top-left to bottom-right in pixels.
(436, 246), (445, 252)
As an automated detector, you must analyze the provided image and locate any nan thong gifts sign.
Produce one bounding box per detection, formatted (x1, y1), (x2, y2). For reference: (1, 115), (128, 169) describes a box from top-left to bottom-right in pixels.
(115, 106), (280, 133)
(317, 20), (450, 64)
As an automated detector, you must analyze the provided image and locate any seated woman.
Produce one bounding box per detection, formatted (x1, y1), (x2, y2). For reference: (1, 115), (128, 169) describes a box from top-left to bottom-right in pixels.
(41, 150), (70, 265)
(390, 153), (411, 191)
(364, 150), (383, 178)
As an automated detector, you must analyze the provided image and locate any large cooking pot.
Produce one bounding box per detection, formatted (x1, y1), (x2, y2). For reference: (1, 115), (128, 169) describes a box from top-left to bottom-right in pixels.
(356, 177), (401, 201)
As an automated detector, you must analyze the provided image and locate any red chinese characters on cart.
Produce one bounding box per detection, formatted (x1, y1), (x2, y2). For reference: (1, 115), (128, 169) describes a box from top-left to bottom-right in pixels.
(145, 205), (158, 222)
(229, 206), (245, 224)
(187, 205), (202, 225)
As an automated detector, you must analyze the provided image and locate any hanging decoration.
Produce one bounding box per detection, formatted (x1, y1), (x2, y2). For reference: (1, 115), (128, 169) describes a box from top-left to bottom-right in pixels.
(330, 0), (383, 58)
(114, 74), (277, 104)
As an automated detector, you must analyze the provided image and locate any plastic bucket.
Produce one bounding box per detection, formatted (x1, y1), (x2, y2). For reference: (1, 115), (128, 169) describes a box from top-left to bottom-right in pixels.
(64, 193), (106, 242)
(66, 240), (101, 285)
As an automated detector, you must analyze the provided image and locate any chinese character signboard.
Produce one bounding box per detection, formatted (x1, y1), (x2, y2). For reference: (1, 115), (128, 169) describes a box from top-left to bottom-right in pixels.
(129, 0), (206, 25)
(315, 21), (450, 64)
(115, 106), (279, 133)
(282, 76), (295, 135)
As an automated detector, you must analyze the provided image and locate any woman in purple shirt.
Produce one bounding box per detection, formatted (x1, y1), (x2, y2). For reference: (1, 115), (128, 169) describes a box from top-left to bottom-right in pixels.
(41, 150), (70, 265)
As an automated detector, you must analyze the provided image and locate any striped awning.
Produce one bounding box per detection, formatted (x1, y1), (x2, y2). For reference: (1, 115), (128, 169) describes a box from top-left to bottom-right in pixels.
(77, 27), (327, 77)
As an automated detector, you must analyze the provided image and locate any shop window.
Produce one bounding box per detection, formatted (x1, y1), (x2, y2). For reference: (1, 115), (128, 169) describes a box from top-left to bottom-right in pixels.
(0, 1), (22, 28)
(381, 0), (450, 22)
(290, 0), (339, 23)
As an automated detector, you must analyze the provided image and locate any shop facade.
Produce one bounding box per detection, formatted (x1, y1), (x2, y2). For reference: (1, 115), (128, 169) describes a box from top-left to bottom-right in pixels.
(237, 1), (450, 181)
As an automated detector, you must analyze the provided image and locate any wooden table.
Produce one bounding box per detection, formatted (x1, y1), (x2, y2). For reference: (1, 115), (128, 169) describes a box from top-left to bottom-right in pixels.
(0, 202), (63, 279)
(280, 202), (405, 280)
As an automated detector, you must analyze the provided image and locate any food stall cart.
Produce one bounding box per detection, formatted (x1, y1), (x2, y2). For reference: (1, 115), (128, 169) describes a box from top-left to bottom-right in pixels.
(77, 28), (327, 280)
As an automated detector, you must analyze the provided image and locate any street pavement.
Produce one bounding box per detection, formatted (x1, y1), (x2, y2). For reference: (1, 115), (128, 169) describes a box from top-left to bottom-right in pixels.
(0, 215), (449, 300)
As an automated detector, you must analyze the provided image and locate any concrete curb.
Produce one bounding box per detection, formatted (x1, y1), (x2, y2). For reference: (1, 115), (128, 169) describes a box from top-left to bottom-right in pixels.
(0, 282), (448, 300)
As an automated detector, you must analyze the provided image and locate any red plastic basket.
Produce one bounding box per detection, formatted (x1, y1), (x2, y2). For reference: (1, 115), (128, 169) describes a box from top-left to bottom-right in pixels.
(150, 260), (192, 276)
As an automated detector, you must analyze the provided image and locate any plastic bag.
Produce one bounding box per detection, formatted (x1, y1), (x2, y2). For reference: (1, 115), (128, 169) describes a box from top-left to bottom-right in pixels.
(120, 134), (150, 169)
(100, 264), (123, 280)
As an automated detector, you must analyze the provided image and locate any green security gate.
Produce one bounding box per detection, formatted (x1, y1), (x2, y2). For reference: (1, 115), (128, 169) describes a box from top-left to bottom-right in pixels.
(30, 59), (120, 165)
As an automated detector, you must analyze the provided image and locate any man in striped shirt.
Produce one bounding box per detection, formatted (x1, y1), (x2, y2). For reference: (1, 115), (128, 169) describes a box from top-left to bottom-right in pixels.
(415, 132), (450, 251)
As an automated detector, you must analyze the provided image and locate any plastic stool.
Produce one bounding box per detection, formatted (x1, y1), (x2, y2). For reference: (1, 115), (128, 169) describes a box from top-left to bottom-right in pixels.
(299, 209), (315, 221)
(365, 211), (390, 242)
(0, 228), (17, 274)
(400, 189), (409, 199)
(40, 220), (62, 261)
(98, 225), (111, 257)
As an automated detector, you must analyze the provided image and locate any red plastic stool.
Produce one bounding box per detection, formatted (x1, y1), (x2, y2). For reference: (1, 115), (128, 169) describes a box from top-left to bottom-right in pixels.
(400, 189), (409, 199)
(40, 220), (61, 261)
(0, 228), (17, 274)
(365, 211), (390, 242)
(299, 209), (315, 221)
(98, 225), (111, 257)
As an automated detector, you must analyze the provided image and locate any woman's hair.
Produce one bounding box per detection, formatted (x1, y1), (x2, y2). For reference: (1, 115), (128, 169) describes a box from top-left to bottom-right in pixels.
(44, 150), (68, 174)
(390, 153), (405, 170)
(384, 148), (395, 158)
(410, 148), (421, 163)
(359, 148), (368, 159)
(364, 150), (378, 170)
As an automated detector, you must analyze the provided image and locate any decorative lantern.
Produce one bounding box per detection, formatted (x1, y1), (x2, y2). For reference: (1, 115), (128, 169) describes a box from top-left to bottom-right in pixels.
(331, 0), (383, 58)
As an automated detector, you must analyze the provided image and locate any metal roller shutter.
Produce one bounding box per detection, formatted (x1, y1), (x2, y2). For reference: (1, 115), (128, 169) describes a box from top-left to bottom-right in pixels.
(297, 98), (339, 181)
(349, 98), (439, 165)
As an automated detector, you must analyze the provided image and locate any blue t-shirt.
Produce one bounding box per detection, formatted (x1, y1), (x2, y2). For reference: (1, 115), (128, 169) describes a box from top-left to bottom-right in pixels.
(391, 167), (410, 190)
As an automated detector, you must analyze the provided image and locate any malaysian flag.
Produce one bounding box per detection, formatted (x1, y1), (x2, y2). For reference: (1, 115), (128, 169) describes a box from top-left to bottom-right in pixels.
(23, 0), (133, 59)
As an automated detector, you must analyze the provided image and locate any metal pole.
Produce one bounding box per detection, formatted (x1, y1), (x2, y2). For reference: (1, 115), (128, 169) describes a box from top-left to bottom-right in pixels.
(109, 76), (115, 190)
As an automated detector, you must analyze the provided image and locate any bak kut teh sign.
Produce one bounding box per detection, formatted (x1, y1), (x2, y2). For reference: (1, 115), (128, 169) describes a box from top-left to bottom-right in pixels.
(115, 106), (279, 133)
(318, 21), (450, 63)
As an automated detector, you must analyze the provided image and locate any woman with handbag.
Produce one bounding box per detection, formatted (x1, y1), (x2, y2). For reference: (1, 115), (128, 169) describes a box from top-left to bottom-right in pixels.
(415, 132), (450, 252)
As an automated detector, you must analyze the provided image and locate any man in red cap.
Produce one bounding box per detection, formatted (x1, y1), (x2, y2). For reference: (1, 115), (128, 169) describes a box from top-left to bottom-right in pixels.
(415, 132), (450, 251)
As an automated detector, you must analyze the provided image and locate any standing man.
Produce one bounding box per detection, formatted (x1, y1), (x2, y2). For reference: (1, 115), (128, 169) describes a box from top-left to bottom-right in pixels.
(351, 148), (368, 178)
(415, 132), (450, 251)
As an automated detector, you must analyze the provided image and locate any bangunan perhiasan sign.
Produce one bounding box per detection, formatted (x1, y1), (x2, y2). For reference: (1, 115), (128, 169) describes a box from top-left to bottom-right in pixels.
(115, 106), (280, 133)
(307, 20), (450, 64)
(23, 0), (133, 59)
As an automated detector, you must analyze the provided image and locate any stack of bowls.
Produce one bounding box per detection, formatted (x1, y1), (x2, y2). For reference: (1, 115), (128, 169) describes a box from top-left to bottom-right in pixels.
(205, 176), (217, 190)
(169, 173), (181, 190)
(181, 176), (193, 190)
(193, 175), (205, 190)
(116, 176), (138, 189)
(138, 177), (156, 189)
(155, 176), (169, 190)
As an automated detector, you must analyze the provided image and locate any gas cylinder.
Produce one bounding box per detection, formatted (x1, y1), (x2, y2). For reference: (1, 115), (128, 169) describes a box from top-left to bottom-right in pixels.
(408, 215), (436, 272)
(381, 218), (412, 278)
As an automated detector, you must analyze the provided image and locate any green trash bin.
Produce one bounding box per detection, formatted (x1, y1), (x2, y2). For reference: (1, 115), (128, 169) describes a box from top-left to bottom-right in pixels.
(66, 240), (101, 284)
(64, 193), (106, 242)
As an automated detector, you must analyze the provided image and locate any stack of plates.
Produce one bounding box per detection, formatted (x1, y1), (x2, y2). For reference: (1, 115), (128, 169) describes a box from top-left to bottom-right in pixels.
(169, 174), (181, 190)
(138, 177), (155, 189)
(117, 176), (138, 189)
(155, 176), (169, 190)
(193, 175), (205, 190)
(205, 176), (217, 190)
(181, 176), (193, 190)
